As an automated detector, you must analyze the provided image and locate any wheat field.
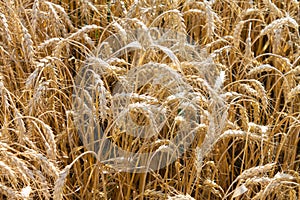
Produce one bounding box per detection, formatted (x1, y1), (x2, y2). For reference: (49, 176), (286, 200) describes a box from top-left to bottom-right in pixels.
(0, 0), (299, 199)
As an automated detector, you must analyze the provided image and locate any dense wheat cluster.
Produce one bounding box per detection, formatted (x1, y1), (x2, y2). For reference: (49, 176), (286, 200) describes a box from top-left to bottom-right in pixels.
(0, 0), (299, 199)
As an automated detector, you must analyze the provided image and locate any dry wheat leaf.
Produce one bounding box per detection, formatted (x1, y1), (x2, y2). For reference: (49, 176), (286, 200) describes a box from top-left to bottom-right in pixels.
(232, 184), (248, 198)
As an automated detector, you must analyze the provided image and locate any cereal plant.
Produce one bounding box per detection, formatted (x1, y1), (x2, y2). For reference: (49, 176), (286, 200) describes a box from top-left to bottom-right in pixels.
(0, 0), (299, 199)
